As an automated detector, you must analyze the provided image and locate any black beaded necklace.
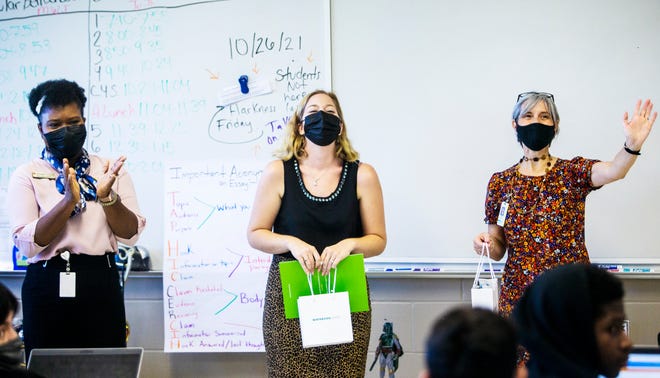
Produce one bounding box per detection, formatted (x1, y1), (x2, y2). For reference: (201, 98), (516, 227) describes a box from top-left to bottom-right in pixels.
(519, 154), (553, 173)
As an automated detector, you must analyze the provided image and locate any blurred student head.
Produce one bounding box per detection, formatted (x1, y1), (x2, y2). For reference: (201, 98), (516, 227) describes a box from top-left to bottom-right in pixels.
(421, 306), (523, 378)
(0, 282), (19, 346)
(513, 263), (632, 378)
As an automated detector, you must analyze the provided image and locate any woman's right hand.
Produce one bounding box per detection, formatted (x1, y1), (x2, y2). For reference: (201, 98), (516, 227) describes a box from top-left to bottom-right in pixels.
(473, 232), (491, 255)
(288, 237), (321, 274)
(62, 158), (80, 205)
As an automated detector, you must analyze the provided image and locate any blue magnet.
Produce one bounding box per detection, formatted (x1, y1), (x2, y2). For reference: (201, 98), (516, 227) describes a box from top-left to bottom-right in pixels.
(238, 75), (249, 94)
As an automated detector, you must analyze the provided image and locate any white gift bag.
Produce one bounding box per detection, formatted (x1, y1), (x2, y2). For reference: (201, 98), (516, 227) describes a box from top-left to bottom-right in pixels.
(298, 268), (353, 348)
(471, 244), (499, 312)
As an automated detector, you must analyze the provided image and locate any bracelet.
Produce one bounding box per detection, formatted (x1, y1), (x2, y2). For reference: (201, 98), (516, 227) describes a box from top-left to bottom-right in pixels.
(98, 191), (118, 207)
(623, 143), (641, 155)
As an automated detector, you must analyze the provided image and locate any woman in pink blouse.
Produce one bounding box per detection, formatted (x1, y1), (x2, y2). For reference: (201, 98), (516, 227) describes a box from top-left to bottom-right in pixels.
(7, 79), (146, 359)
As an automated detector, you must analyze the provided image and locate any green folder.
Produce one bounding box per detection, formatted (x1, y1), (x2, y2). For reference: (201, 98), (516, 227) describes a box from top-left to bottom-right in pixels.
(279, 254), (369, 319)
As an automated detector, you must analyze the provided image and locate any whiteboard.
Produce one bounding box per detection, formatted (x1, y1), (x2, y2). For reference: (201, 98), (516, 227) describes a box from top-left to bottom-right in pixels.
(2, 0), (660, 270)
(163, 159), (268, 352)
(0, 0), (331, 274)
(331, 0), (660, 264)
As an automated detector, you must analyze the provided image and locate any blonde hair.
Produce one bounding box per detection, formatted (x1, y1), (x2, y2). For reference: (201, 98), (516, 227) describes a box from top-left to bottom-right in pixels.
(274, 90), (359, 162)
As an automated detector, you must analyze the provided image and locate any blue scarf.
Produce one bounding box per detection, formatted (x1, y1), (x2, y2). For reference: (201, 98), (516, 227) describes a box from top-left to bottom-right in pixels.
(41, 148), (98, 217)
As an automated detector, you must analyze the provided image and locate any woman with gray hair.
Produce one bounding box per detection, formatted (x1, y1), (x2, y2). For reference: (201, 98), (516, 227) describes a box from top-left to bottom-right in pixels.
(472, 92), (656, 318)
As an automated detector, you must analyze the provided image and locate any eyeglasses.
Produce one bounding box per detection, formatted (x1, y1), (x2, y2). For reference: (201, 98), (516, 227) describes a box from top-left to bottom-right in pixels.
(517, 92), (554, 103)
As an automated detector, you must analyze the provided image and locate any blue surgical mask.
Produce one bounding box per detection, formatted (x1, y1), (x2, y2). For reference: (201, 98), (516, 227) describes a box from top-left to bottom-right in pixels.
(303, 111), (341, 146)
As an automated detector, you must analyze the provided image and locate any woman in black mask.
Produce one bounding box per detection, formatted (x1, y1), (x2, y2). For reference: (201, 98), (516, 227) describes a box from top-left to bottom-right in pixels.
(248, 90), (386, 377)
(7, 79), (146, 360)
(472, 92), (656, 321)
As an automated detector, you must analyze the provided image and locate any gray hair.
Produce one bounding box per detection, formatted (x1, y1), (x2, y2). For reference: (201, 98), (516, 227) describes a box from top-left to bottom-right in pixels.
(512, 92), (560, 134)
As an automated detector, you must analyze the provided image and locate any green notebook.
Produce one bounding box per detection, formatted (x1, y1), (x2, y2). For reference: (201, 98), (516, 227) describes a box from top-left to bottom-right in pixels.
(279, 254), (369, 319)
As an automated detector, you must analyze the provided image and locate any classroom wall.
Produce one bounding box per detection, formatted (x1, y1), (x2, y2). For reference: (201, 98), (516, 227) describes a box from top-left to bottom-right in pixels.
(2, 271), (659, 377)
(3, 0), (660, 270)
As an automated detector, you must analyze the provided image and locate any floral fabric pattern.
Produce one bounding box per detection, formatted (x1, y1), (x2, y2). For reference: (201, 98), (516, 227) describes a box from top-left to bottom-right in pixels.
(485, 157), (599, 316)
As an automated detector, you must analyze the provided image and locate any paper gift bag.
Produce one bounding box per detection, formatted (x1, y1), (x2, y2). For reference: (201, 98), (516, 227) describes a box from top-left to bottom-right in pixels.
(280, 254), (369, 318)
(298, 291), (353, 348)
(471, 278), (499, 311)
(471, 244), (499, 311)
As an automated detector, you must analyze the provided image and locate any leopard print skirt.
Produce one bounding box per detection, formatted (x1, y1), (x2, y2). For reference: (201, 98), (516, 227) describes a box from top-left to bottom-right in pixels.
(263, 255), (371, 378)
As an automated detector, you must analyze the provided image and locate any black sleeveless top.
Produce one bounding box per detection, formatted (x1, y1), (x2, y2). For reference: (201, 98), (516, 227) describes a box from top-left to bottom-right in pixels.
(273, 158), (363, 259)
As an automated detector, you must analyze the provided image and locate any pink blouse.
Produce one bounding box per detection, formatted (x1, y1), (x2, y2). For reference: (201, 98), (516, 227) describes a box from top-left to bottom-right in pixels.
(7, 155), (147, 263)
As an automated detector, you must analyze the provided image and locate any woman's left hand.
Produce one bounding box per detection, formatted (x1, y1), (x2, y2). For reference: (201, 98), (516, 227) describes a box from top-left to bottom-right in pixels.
(623, 99), (657, 150)
(96, 156), (127, 199)
(319, 239), (355, 275)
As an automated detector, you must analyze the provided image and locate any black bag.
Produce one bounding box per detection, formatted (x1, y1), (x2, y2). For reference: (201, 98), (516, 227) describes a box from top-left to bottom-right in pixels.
(116, 245), (152, 272)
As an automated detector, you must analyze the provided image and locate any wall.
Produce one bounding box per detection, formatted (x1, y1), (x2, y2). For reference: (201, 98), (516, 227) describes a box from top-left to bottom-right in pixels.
(2, 271), (659, 377)
(4, 0), (660, 270)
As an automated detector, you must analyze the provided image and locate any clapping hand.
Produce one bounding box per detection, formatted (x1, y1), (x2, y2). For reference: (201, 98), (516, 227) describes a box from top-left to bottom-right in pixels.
(96, 155), (126, 199)
(62, 158), (80, 205)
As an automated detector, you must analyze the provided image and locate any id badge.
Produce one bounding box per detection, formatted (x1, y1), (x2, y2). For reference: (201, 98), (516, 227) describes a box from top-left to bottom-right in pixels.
(59, 272), (76, 298)
(496, 202), (509, 227)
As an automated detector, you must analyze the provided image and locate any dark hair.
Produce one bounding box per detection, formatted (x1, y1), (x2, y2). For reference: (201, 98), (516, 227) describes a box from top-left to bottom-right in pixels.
(512, 263), (625, 377)
(28, 79), (87, 120)
(0, 282), (18, 323)
(425, 307), (518, 378)
(586, 264), (624, 319)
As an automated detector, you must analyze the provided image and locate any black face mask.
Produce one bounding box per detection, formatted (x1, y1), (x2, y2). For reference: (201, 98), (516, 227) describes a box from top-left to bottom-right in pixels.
(303, 111), (341, 146)
(0, 337), (24, 366)
(516, 122), (555, 151)
(44, 124), (87, 160)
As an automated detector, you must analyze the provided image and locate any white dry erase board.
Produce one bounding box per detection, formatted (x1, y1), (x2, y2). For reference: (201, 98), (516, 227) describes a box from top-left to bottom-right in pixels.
(0, 0), (331, 274)
(331, 0), (660, 266)
(0, 0), (330, 352)
(2, 0), (660, 273)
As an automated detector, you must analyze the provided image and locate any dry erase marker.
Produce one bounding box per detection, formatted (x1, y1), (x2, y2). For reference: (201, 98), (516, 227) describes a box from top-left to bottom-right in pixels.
(622, 267), (652, 273)
(597, 265), (622, 272)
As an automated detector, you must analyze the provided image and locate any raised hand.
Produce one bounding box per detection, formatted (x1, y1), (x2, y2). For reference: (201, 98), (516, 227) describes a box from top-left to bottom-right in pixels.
(623, 99), (657, 150)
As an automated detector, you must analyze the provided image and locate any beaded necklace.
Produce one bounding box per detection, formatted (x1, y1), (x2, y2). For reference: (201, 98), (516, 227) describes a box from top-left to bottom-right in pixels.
(293, 159), (348, 203)
(519, 153), (552, 173)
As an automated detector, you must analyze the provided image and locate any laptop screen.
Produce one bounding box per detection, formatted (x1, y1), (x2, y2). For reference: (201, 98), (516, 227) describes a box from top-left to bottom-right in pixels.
(27, 347), (143, 378)
(615, 347), (660, 378)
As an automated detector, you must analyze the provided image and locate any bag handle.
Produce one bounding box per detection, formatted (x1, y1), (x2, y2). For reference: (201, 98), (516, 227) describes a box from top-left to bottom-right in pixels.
(472, 243), (496, 288)
(306, 267), (339, 295)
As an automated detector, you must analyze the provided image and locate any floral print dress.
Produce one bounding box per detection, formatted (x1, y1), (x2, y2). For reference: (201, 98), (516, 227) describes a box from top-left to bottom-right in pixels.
(484, 157), (600, 316)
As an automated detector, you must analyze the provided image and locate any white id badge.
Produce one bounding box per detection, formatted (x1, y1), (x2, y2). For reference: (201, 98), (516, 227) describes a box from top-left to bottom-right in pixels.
(59, 272), (76, 297)
(497, 202), (509, 227)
